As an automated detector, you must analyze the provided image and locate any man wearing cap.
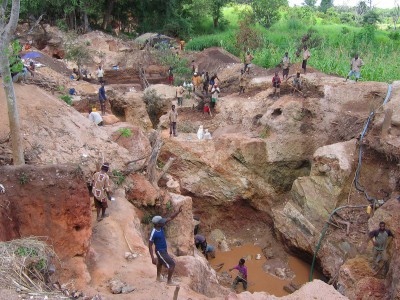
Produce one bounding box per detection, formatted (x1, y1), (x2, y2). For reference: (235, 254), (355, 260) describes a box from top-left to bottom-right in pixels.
(88, 108), (104, 126)
(92, 163), (112, 221)
(149, 206), (183, 286)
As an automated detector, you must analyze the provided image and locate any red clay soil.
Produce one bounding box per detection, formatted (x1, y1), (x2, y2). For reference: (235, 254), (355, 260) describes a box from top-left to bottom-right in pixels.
(0, 164), (91, 261)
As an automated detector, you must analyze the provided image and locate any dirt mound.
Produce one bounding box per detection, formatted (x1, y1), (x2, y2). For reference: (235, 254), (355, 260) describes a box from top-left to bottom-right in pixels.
(195, 47), (241, 74)
(0, 81), (136, 175)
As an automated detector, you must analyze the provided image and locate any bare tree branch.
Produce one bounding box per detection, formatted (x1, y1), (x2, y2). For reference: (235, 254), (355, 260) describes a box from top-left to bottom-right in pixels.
(4, 0), (20, 40)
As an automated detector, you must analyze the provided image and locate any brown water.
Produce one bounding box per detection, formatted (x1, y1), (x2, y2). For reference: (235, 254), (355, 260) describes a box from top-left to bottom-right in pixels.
(209, 244), (321, 296)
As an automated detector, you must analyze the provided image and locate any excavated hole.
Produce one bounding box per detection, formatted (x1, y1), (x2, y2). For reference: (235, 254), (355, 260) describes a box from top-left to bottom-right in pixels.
(187, 196), (326, 295)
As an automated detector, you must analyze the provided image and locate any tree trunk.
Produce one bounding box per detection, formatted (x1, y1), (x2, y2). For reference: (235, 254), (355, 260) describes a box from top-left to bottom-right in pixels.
(213, 17), (218, 28)
(0, 42), (25, 165)
(102, 0), (115, 30)
(0, 0), (24, 165)
(83, 10), (89, 33)
(146, 134), (162, 188)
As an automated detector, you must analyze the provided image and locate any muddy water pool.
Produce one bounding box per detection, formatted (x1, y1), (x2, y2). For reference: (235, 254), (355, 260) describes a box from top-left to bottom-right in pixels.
(209, 244), (322, 296)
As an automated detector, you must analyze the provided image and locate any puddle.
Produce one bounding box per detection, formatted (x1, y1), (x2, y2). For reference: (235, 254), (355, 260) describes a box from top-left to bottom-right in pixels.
(209, 244), (321, 296)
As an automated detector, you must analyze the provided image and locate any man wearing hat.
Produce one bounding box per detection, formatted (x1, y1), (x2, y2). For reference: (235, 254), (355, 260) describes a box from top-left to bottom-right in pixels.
(92, 162), (112, 221)
(148, 206), (183, 286)
(88, 108), (104, 126)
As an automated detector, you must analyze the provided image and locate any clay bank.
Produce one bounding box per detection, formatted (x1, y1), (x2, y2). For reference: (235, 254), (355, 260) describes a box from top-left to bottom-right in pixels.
(0, 26), (399, 300)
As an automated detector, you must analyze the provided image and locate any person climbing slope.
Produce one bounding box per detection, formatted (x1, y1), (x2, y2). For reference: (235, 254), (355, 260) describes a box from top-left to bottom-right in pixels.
(148, 207), (183, 286)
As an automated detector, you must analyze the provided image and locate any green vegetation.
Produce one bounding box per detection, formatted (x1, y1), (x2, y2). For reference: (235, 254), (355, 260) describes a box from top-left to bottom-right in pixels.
(186, 4), (400, 83)
(141, 212), (153, 224)
(112, 169), (126, 185)
(18, 1), (400, 82)
(116, 128), (133, 140)
(18, 172), (29, 185)
(59, 95), (73, 105)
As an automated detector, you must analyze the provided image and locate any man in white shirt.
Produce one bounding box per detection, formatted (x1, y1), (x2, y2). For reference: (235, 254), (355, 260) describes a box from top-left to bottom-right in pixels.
(97, 66), (104, 83)
(88, 108), (104, 126)
(345, 54), (364, 82)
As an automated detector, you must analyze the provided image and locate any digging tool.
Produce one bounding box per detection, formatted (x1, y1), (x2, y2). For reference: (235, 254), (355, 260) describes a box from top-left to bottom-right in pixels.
(212, 263), (224, 271)
(286, 81), (305, 97)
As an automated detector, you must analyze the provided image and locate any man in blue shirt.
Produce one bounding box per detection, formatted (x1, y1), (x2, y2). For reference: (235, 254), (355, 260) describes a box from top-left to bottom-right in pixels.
(99, 83), (107, 116)
(148, 206), (182, 286)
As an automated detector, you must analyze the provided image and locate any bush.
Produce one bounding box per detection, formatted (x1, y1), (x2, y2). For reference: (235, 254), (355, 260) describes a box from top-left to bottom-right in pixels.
(388, 31), (400, 41)
(341, 27), (350, 35)
(59, 95), (72, 105)
(56, 19), (68, 32)
(287, 18), (304, 31)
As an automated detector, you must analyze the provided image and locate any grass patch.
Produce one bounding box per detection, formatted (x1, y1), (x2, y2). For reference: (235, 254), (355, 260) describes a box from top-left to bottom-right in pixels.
(188, 7), (400, 82)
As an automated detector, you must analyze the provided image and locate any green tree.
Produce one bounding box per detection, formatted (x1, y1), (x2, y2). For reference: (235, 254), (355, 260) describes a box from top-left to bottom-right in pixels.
(320, 0), (333, 13)
(64, 33), (93, 74)
(303, 0), (317, 7)
(251, 0), (288, 28)
(0, 0), (25, 165)
(235, 12), (263, 54)
(356, 1), (368, 15)
(362, 10), (380, 25)
(209, 0), (229, 28)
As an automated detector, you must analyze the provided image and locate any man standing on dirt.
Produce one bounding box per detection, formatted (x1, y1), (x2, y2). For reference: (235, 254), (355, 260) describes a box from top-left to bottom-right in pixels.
(92, 163), (112, 222)
(97, 65), (104, 83)
(281, 52), (291, 80)
(272, 72), (281, 98)
(99, 82), (107, 116)
(229, 258), (248, 291)
(169, 105), (178, 137)
(211, 83), (220, 110)
(345, 54), (364, 82)
(149, 207), (183, 286)
(176, 84), (185, 107)
(244, 51), (254, 74)
(168, 67), (174, 86)
(302, 46), (311, 74)
(368, 221), (394, 271)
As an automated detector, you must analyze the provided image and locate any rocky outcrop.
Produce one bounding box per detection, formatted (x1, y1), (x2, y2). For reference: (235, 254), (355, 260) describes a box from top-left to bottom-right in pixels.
(165, 193), (195, 256)
(176, 253), (226, 298)
(110, 91), (152, 130)
(0, 164), (91, 261)
(273, 140), (357, 276)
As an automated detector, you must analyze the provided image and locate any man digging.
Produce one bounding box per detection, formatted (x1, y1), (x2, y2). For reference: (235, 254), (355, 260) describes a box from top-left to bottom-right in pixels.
(149, 207), (183, 286)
